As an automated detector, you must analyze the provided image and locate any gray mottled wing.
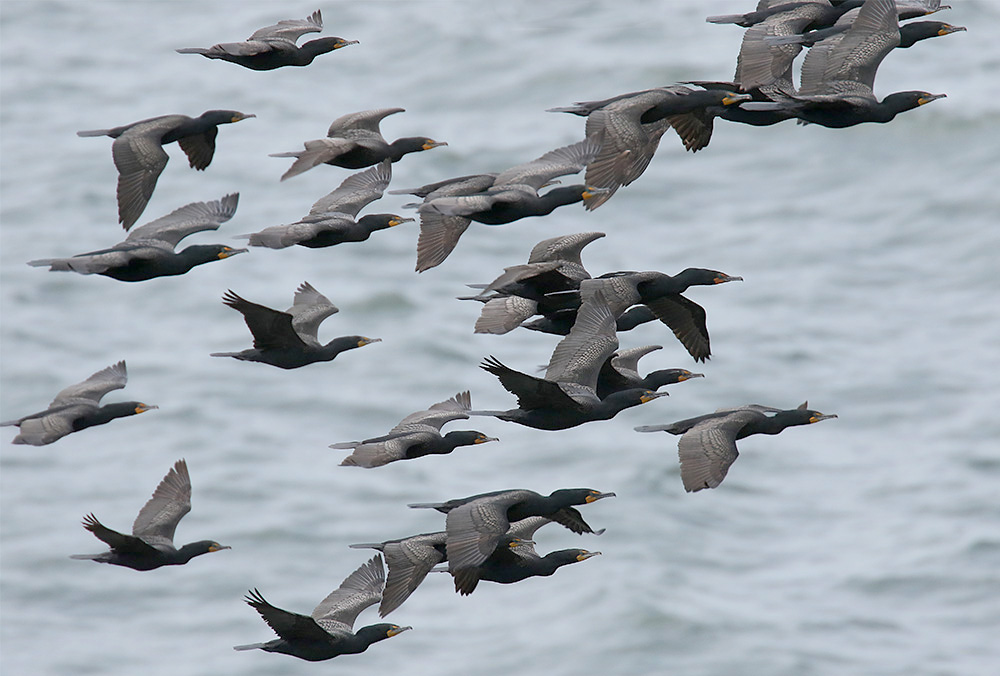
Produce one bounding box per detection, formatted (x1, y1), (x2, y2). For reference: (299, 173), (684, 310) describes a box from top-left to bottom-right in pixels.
(327, 107), (405, 137)
(578, 275), (643, 319)
(545, 290), (618, 392)
(375, 532), (447, 616)
(124, 193), (239, 247)
(445, 492), (528, 571)
(494, 136), (601, 191)
(419, 190), (509, 217)
(415, 210), (471, 272)
(340, 432), (433, 468)
(276, 137), (358, 181)
(389, 391), (472, 433)
(112, 118), (181, 230)
(479, 261), (563, 295)
(307, 161), (391, 218)
(50, 360), (128, 407)
(249, 9), (323, 43)
(245, 214), (353, 249)
(611, 345), (663, 380)
(131, 459), (192, 547)
(312, 554), (385, 631)
(527, 231), (606, 265)
(735, 8), (816, 90)
(505, 516), (553, 545)
(799, 0), (899, 96)
(6, 403), (91, 445)
(390, 173), (498, 199)
(677, 409), (764, 492)
(474, 296), (538, 335)
(287, 281), (338, 346)
(202, 40), (274, 57)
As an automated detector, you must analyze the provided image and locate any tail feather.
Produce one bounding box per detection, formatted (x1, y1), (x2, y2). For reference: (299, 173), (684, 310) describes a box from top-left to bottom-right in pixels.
(407, 502), (445, 509)
(329, 441), (359, 450)
(76, 128), (113, 137)
(705, 13), (744, 24)
(175, 47), (209, 54)
(233, 643), (267, 652)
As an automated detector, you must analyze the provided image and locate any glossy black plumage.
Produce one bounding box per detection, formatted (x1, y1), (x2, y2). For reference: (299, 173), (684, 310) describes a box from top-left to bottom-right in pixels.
(70, 459), (229, 570)
(77, 110), (254, 229)
(596, 346), (704, 399)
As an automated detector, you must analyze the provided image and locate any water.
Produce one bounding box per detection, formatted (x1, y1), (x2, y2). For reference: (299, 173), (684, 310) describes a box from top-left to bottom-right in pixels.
(2, 1), (998, 674)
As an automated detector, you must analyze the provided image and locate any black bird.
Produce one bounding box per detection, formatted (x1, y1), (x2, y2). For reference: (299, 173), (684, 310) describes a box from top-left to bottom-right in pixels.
(2, 361), (156, 446)
(270, 108), (446, 180)
(740, 0), (946, 126)
(70, 459), (229, 570)
(331, 391), (498, 467)
(211, 282), (380, 369)
(766, 18), (965, 49)
(234, 555), (411, 661)
(462, 231), (606, 334)
(472, 292), (669, 431)
(548, 86), (750, 207)
(177, 10), (358, 70)
(412, 137), (603, 271)
(28, 194), (246, 281)
(241, 161), (413, 249)
(596, 345), (704, 399)
(78, 110), (254, 229)
(636, 402), (837, 491)
(448, 517), (602, 595)
(408, 488), (614, 574)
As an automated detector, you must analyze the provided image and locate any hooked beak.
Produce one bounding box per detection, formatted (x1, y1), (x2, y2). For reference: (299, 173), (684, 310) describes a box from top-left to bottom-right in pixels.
(917, 93), (947, 106)
(585, 491), (616, 503)
(809, 413), (838, 423)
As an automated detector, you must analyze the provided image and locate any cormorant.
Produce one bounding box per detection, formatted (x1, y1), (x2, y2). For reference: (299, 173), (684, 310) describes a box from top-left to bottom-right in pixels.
(596, 345), (704, 399)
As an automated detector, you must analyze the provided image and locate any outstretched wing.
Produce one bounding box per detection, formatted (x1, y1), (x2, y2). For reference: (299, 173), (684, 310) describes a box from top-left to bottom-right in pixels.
(131, 459), (192, 547)
(312, 555), (385, 631)
(287, 282), (339, 345)
(222, 291), (306, 350)
(50, 361), (128, 407)
(125, 193), (239, 248)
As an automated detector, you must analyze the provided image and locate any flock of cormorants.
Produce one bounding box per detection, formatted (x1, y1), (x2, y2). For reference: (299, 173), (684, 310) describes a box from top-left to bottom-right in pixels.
(2, 0), (963, 664)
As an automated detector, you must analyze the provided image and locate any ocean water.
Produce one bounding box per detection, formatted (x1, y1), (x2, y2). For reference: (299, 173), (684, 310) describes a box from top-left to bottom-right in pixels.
(2, 1), (999, 675)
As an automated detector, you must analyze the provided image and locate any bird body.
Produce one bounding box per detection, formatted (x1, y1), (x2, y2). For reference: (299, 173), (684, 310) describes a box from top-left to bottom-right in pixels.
(70, 459), (228, 570)
(596, 345), (704, 399)
(176, 10), (358, 70)
(211, 282), (380, 369)
(28, 194), (245, 281)
(235, 555), (411, 661)
(332, 391), (498, 467)
(636, 402), (837, 491)
(78, 110), (254, 229)
(2, 361), (156, 445)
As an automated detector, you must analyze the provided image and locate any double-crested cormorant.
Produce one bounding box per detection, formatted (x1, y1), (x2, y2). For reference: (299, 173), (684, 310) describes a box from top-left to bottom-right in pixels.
(462, 231), (605, 334)
(70, 459), (229, 570)
(241, 161), (413, 249)
(411, 137), (603, 271)
(596, 345), (704, 399)
(211, 282), (380, 369)
(349, 532), (448, 617)
(548, 86), (750, 207)
(234, 555), (411, 661)
(408, 488), (614, 574)
(741, 0), (946, 126)
(77, 110), (254, 229)
(636, 402), (838, 491)
(2, 361), (156, 446)
(574, 269), (742, 362)
(176, 10), (358, 70)
(331, 391), (498, 467)
(28, 194), (246, 281)
(447, 517), (601, 595)
(472, 292), (669, 430)
(270, 108), (446, 180)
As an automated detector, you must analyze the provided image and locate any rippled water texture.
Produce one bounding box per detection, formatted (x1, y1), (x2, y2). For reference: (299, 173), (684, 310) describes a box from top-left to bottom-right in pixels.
(2, 1), (999, 675)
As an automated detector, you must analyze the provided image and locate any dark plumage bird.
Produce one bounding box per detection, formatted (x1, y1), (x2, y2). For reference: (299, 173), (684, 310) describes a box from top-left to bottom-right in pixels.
(636, 402), (837, 491)
(28, 194), (246, 281)
(270, 108), (446, 180)
(548, 86), (750, 207)
(2, 361), (156, 446)
(70, 459), (229, 570)
(584, 269), (742, 361)
(77, 110), (254, 229)
(447, 517), (601, 596)
(234, 555), (411, 661)
(766, 18), (965, 48)
(462, 231), (606, 334)
(331, 391), (498, 467)
(472, 292), (669, 431)
(176, 10), (358, 70)
(740, 0), (946, 126)
(241, 161), (413, 249)
(707, 0), (863, 29)
(411, 137), (603, 271)
(211, 282), (380, 369)
(408, 488), (614, 575)
(596, 345), (704, 399)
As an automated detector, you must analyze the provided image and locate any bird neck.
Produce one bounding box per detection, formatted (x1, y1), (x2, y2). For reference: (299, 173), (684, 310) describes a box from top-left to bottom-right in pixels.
(595, 389), (648, 417)
(535, 186), (587, 214)
(72, 403), (141, 431)
(319, 336), (366, 360)
(742, 410), (809, 437)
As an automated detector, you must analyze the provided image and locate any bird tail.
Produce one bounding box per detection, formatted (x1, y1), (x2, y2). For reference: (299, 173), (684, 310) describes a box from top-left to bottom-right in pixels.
(209, 352), (242, 359)
(634, 423), (677, 433)
(175, 47), (209, 54)
(406, 501), (446, 509)
(233, 643), (267, 652)
(705, 13), (745, 24)
(267, 150), (304, 159)
(348, 542), (385, 550)
(328, 441), (359, 450)
(69, 553), (100, 560)
(545, 104), (589, 115)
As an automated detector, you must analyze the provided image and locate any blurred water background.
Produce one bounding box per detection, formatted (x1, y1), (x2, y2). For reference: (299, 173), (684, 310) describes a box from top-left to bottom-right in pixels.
(2, 1), (999, 674)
